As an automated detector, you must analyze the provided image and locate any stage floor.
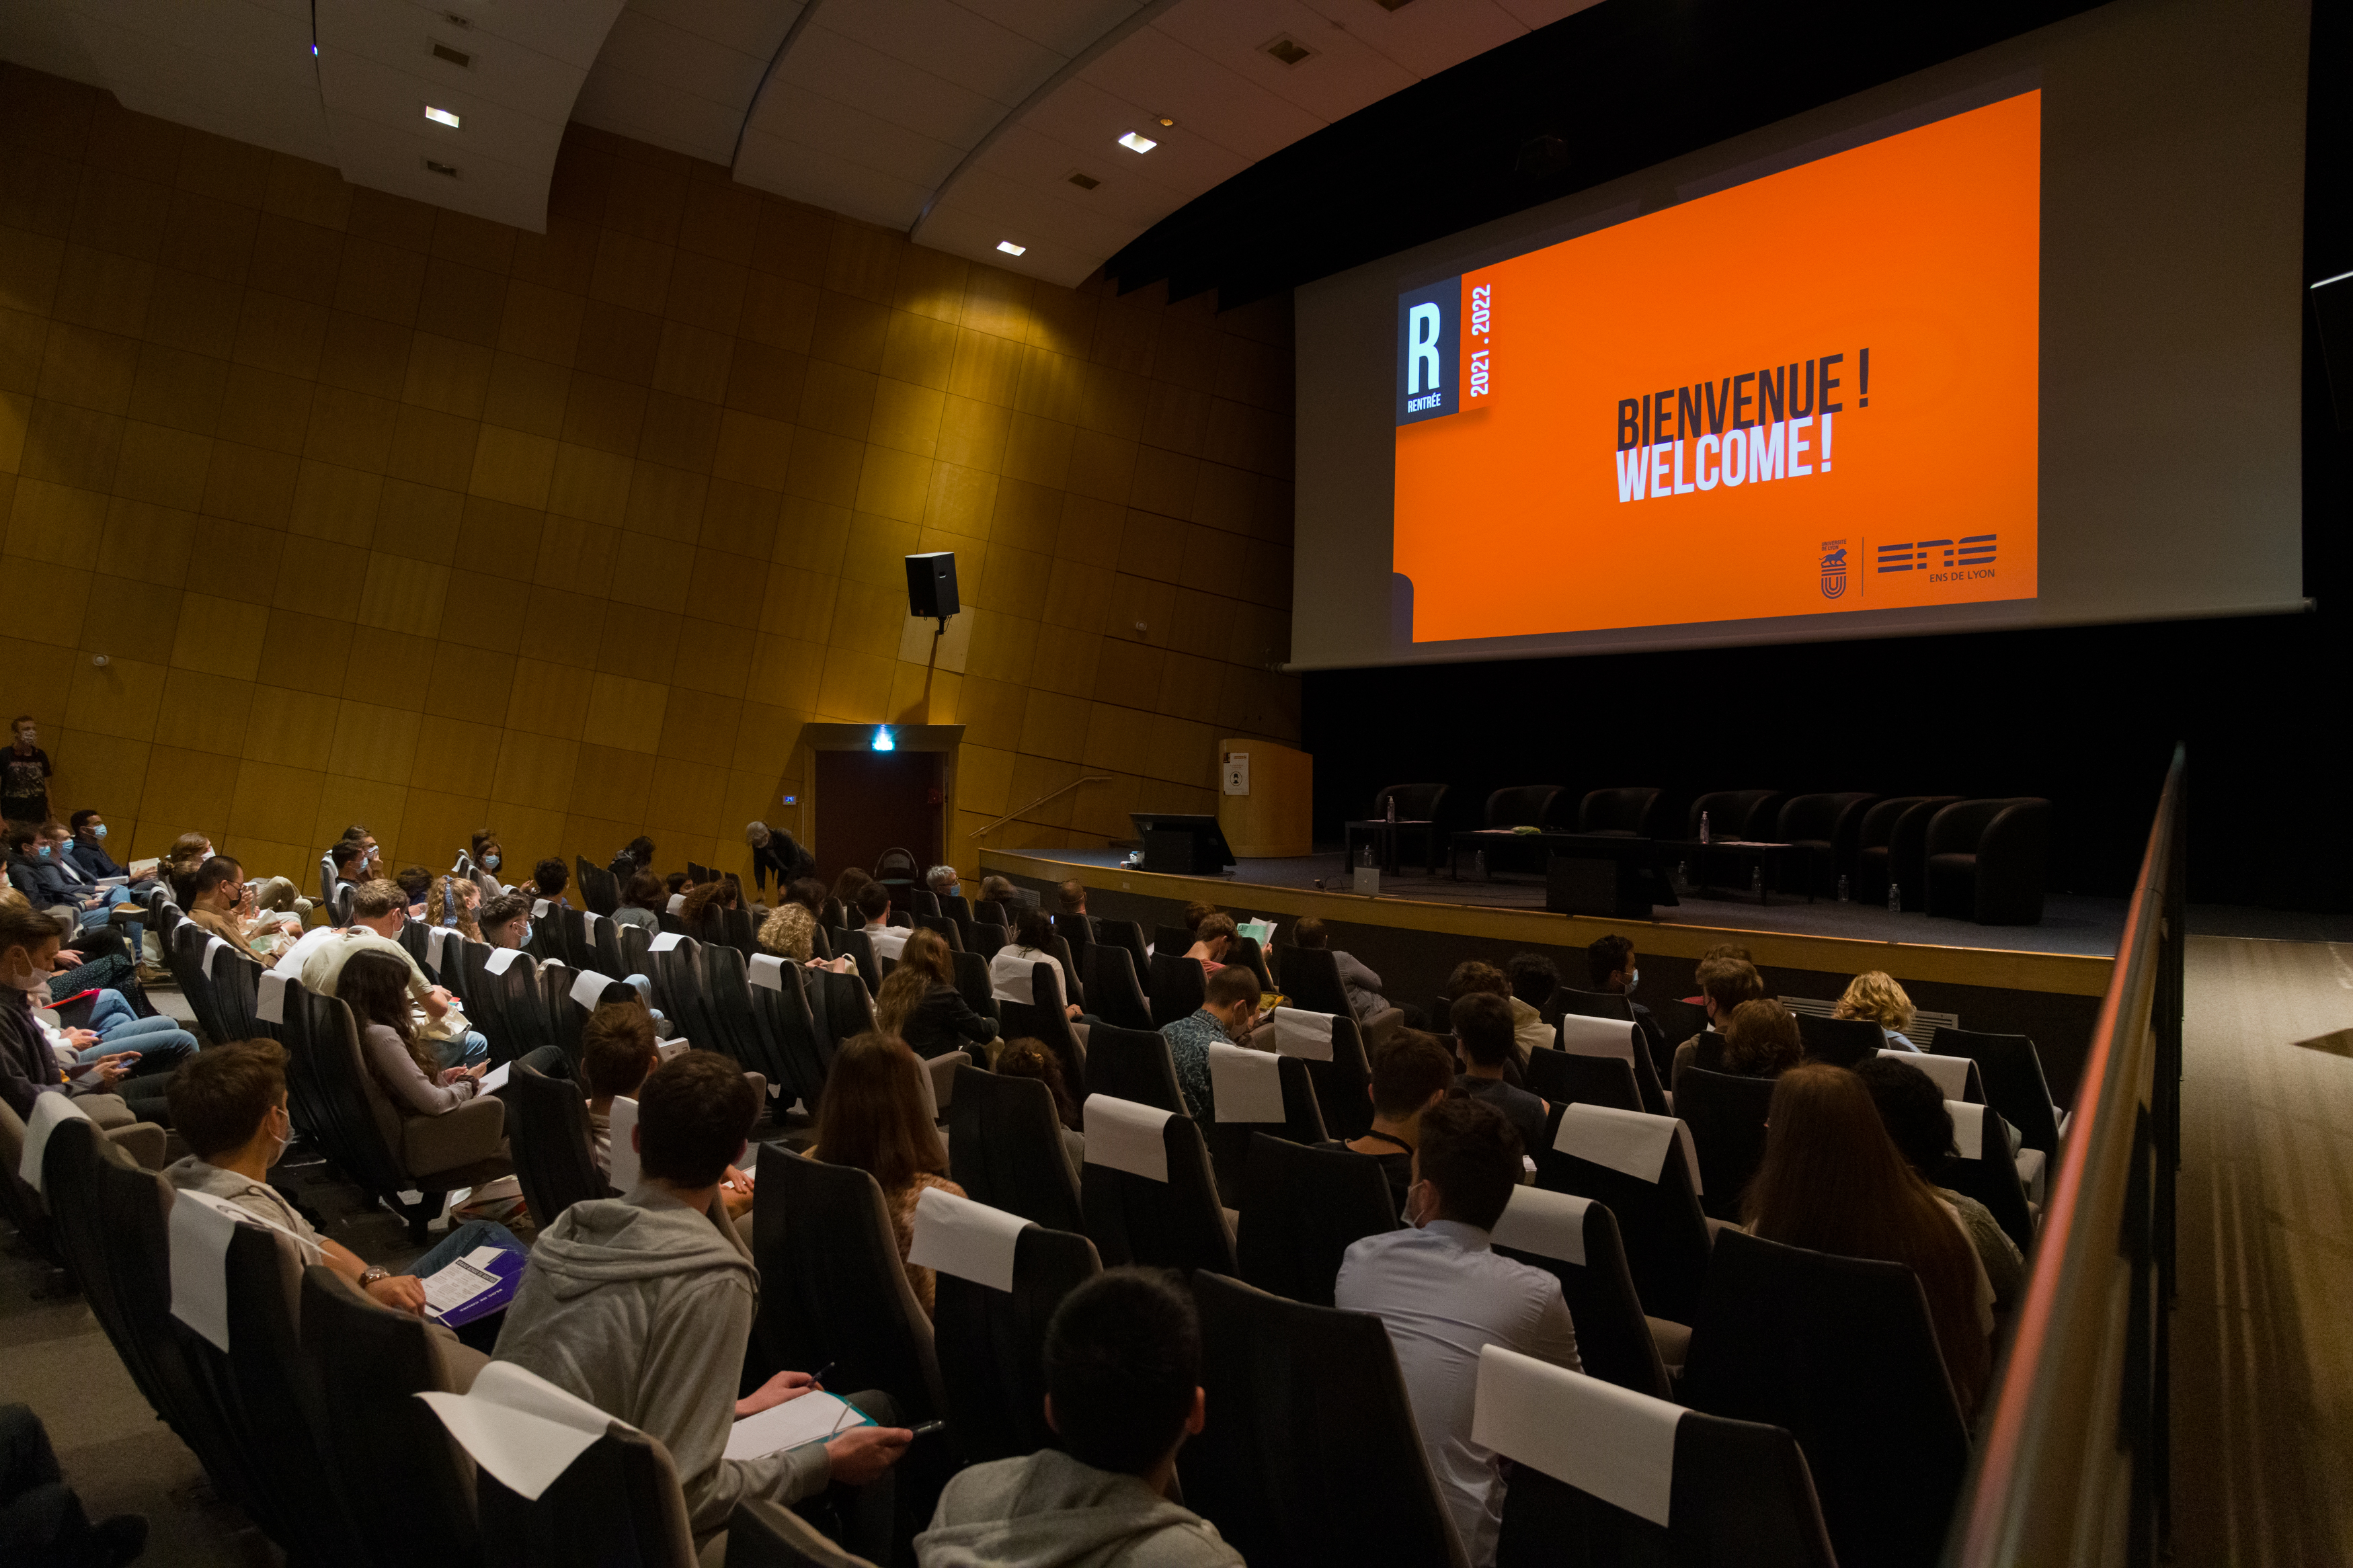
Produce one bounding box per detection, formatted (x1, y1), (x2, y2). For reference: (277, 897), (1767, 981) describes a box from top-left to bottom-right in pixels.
(1030, 847), (2129, 960)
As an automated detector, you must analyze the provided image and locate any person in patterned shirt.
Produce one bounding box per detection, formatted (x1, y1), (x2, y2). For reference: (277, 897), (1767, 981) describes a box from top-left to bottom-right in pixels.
(1158, 965), (1263, 1128)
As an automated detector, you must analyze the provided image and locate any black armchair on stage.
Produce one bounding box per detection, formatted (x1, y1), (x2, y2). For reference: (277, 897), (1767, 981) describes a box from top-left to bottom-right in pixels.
(1484, 784), (1564, 828)
(1925, 797), (2052, 925)
(1776, 791), (1879, 895)
(1577, 786), (1662, 837)
(1853, 795), (1960, 909)
(1685, 788), (1786, 841)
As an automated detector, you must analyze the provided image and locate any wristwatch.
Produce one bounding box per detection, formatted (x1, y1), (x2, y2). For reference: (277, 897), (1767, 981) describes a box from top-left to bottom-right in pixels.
(360, 1266), (391, 1287)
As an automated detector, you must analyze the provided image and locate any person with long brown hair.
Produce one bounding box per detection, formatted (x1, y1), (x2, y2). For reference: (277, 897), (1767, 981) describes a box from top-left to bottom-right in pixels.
(680, 876), (739, 930)
(991, 1036), (1084, 1178)
(873, 927), (998, 1060)
(340, 950), (487, 1117)
(1718, 998), (1804, 1077)
(1741, 1063), (1995, 1411)
(807, 1033), (965, 1315)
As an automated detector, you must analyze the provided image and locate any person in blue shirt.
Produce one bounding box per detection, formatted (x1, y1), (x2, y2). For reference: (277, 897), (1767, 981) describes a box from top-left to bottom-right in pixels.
(65, 811), (145, 886)
(1158, 966), (1262, 1128)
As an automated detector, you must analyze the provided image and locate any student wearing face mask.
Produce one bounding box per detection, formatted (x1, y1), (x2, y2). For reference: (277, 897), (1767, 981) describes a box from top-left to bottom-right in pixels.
(64, 811), (148, 887)
(466, 829), (507, 898)
(1334, 1098), (1583, 1568)
(1586, 933), (1667, 1071)
(23, 823), (141, 941)
(0, 900), (159, 1130)
(186, 858), (301, 966)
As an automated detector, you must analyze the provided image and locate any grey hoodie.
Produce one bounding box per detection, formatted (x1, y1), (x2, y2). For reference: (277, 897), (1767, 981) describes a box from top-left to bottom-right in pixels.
(916, 1449), (1242, 1568)
(491, 1185), (828, 1537)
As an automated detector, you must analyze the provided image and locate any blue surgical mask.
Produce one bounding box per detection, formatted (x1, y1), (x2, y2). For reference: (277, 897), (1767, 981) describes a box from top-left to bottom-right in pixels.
(482, 853), (500, 870)
(518, 921), (533, 948)
(36, 844), (50, 860)
(1625, 967), (1639, 994)
(94, 825), (107, 840)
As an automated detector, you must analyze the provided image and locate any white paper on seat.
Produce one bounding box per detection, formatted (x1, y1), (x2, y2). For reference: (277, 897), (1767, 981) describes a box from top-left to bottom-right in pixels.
(1489, 1186), (1591, 1267)
(608, 1096), (640, 1191)
(725, 1390), (870, 1460)
(480, 1062), (512, 1094)
(1556, 1014), (1640, 1062)
(257, 970), (289, 1024)
(908, 1185), (1030, 1292)
(1083, 1094), (1171, 1182)
(168, 1188), (243, 1351)
(568, 969), (616, 1011)
(749, 954), (787, 991)
(1208, 1043), (1286, 1123)
(1270, 1007), (1334, 1062)
(1885, 1049), (1972, 1100)
(20, 1092), (92, 1193)
(200, 935), (231, 977)
(581, 909), (602, 928)
(667, 894), (688, 914)
(649, 933), (688, 952)
(483, 947), (526, 977)
(424, 925), (454, 967)
(530, 899), (551, 919)
(1473, 1344), (1681, 1526)
(1554, 1104), (1703, 1194)
(1946, 1100), (1987, 1161)
(2014, 1147), (2047, 1206)
(417, 1360), (619, 1501)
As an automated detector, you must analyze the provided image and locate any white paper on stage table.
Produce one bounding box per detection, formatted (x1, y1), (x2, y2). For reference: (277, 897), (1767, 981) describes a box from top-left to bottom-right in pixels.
(483, 947), (527, 976)
(608, 1096), (640, 1191)
(1946, 1100), (1987, 1161)
(1556, 1014), (1640, 1062)
(908, 1186), (1029, 1292)
(568, 969), (616, 1011)
(650, 932), (688, 952)
(1554, 1104), (1704, 1194)
(1270, 1007), (1334, 1061)
(1489, 1186), (1590, 1266)
(668, 893), (688, 913)
(1083, 1094), (1170, 1182)
(1473, 1344), (1681, 1527)
(1208, 1042), (1286, 1123)
(257, 970), (289, 1024)
(424, 925), (454, 967)
(724, 1390), (868, 1460)
(1884, 1048), (1972, 1100)
(417, 1361), (616, 1500)
(20, 1092), (92, 1192)
(748, 954), (787, 991)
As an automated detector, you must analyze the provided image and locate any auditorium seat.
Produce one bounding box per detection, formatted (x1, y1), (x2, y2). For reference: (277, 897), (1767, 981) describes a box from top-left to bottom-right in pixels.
(947, 1067), (1084, 1233)
(1671, 1067), (1777, 1222)
(836, 928), (881, 993)
(815, 967), (877, 1040)
(1544, 983), (1632, 1024)
(1274, 945), (1349, 1017)
(914, 913), (963, 952)
(949, 948), (998, 1021)
(1147, 950), (1205, 1028)
(699, 944), (784, 1085)
(1796, 1012), (1884, 1068)
(1225, 933), (1273, 993)
(1369, 782), (1449, 872)
(0, 1100), (60, 1267)
(1076, 1024), (1183, 1112)
(1934, 1027), (2067, 1157)
(1938, 1099), (2038, 1253)
(749, 958), (832, 1110)
(1853, 794), (1959, 909)
(477, 1424), (700, 1568)
(1775, 790), (1880, 894)
(926, 1197), (1101, 1464)
(1478, 1345), (1836, 1568)
(1203, 1050), (1325, 1204)
(1556, 1014), (1668, 1117)
(1677, 1229), (1969, 1568)
(506, 1055), (611, 1231)
(1080, 942), (1151, 1030)
(1078, 1094), (1235, 1275)
(1234, 1132), (1394, 1307)
(166, 919), (234, 1045)
(1535, 1104), (1712, 1325)
(1271, 1005), (1374, 1143)
(1576, 785), (1663, 837)
(1185, 1271), (1470, 1567)
(1484, 784), (1564, 829)
(1525, 1045), (1642, 1116)
(1489, 1186), (1673, 1399)
(998, 962), (1086, 1097)
(726, 1500), (881, 1566)
(1152, 923), (1196, 958)
(1925, 796), (2052, 924)
(1097, 919), (1152, 987)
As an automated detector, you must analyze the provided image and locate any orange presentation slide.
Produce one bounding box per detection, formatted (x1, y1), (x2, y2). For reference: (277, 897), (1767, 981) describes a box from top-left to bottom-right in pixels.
(1393, 91), (2040, 645)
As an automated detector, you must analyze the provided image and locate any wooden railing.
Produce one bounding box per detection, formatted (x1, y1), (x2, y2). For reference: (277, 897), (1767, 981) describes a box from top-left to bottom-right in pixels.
(965, 776), (1115, 841)
(1944, 746), (2184, 1567)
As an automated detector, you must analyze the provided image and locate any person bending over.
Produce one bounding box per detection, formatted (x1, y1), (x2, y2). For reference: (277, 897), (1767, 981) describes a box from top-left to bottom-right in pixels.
(874, 929), (997, 1061)
(607, 835), (655, 884)
(915, 1268), (1242, 1567)
(495, 1051), (910, 1544)
(1316, 1031), (1455, 1211)
(1451, 992), (1546, 1154)
(1853, 1056), (2025, 1315)
(1336, 1099), (1581, 1567)
(1183, 913), (1234, 974)
(1158, 965), (1262, 1130)
(744, 821), (814, 897)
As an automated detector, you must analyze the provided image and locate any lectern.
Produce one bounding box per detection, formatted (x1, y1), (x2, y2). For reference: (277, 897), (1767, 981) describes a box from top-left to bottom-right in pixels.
(1216, 739), (1312, 859)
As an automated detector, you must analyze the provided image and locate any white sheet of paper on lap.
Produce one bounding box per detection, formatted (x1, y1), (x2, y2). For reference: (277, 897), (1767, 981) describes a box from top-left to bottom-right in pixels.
(1271, 1007), (1334, 1061)
(479, 1061), (512, 1094)
(421, 1256), (502, 1319)
(1472, 1345), (1680, 1526)
(1083, 1094), (1171, 1182)
(417, 1362), (619, 1501)
(608, 1096), (641, 1190)
(908, 1186), (1029, 1292)
(1208, 1042), (1286, 1123)
(724, 1390), (869, 1460)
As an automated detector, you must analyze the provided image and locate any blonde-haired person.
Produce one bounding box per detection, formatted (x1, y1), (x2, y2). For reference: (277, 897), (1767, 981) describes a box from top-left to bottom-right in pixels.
(1835, 970), (1919, 1050)
(425, 872), (481, 942)
(756, 902), (854, 975)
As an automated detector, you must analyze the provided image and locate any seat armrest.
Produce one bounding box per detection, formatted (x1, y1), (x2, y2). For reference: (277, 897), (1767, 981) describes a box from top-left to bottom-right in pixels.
(1645, 1316), (1692, 1372)
(2013, 1147), (2047, 1206)
(403, 1094), (508, 1179)
(924, 1051), (969, 1114)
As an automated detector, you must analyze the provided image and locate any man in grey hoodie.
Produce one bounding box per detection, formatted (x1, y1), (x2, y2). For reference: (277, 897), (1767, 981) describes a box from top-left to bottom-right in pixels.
(914, 1268), (1242, 1568)
(492, 1051), (911, 1542)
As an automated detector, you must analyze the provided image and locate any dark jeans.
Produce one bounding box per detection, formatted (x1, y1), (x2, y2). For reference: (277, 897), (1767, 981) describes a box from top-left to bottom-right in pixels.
(409, 1218), (526, 1278)
(0, 1403), (95, 1561)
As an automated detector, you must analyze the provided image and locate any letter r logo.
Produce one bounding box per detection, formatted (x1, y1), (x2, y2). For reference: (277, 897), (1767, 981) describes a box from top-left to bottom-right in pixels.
(1408, 304), (1443, 395)
(1395, 278), (1460, 425)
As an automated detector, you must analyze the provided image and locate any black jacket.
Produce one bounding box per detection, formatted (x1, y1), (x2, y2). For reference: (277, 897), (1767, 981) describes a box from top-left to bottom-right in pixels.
(750, 833), (815, 893)
(0, 991), (105, 1120)
(900, 983), (999, 1061)
(69, 839), (128, 880)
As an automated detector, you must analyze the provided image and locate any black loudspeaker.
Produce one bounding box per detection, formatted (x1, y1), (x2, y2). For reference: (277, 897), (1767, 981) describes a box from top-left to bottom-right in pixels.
(906, 552), (959, 619)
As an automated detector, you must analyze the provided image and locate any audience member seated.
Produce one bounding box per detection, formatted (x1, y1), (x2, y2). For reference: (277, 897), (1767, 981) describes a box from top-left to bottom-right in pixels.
(16, 823), (138, 939)
(1452, 993), (1546, 1153)
(0, 902), (158, 1131)
(3, 889), (141, 1013)
(744, 821), (814, 899)
(0, 1403), (146, 1567)
(614, 872), (665, 932)
(1335, 1099), (1581, 1566)
(1183, 914), (1235, 973)
(992, 1036), (1086, 1180)
(532, 858), (572, 910)
(495, 1051), (912, 1542)
(681, 877), (740, 932)
(64, 810), (151, 889)
(607, 835), (656, 884)
(1670, 954), (1767, 1084)
(1743, 1063), (1993, 1412)
(830, 866), (876, 909)
(928, 865), (963, 903)
(857, 882), (910, 961)
(165, 1040), (515, 1317)
(1672, 996), (1804, 1098)
(1054, 878), (1092, 937)
(993, 905), (1079, 1016)
(395, 864), (433, 917)
(1316, 1031), (1455, 1210)
(184, 857), (298, 966)
(343, 952), (490, 1118)
(1293, 916), (1388, 1020)
(298, 881), (487, 1068)
(1837, 969), (1921, 1050)
(581, 1001), (755, 1223)
(4, 824), (54, 909)
(1504, 952), (1557, 1014)
(981, 875), (1021, 910)
(756, 901), (854, 974)
(324, 838), (370, 908)
(1160, 965), (1264, 1130)
(161, 832), (214, 907)
(783, 877), (824, 916)
(2, 715), (53, 826)
(1586, 933), (1667, 1063)
(877, 929), (999, 1061)
(467, 829), (506, 896)
(479, 893), (532, 951)
(808, 1034), (967, 1317)
(35, 981), (196, 1076)
(666, 872), (690, 900)
(426, 872), (482, 940)
(1444, 960), (1546, 1067)
(1855, 1057), (2026, 1315)
(914, 1268), (1241, 1567)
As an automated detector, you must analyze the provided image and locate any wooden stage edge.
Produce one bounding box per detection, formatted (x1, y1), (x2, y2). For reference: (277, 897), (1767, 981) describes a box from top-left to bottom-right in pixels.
(980, 847), (2115, 999)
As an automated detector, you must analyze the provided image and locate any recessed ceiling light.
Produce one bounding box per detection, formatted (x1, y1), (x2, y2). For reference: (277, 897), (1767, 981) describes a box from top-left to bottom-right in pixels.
(996, 240), (1027, 256)
(424, 105), (461, 128)
(432, 41), (471, 67)
(1118, 132), (1157, 154)
(1157, 116), (1175, 127)
(1068, 171), (1100, 190)
(1264, 36), (1313, 65)
(423, 159), (459, 177)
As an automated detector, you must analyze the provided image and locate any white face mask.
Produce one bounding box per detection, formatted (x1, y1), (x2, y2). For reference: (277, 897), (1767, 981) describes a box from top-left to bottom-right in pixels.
(1624, 967), (1639, 995)
(2, 952), (50, 993)
(1405, 1178), (1436, 1229)
(264, 1106), (292, 1169)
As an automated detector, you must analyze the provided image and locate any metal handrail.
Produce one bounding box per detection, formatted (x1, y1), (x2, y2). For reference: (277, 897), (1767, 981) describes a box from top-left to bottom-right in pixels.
(966, 776), (1115, 841)
(1944, 745), (2184, 1566)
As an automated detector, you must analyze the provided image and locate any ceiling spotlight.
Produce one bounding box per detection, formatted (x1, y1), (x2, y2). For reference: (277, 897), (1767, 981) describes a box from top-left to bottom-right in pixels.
(1119, 132), (1157, 154)
(424, 105), (461, 128)
(1068, 171), (1100, 190)
(996, 240), (1027, 256)
(1157, 116), (1175, 127)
